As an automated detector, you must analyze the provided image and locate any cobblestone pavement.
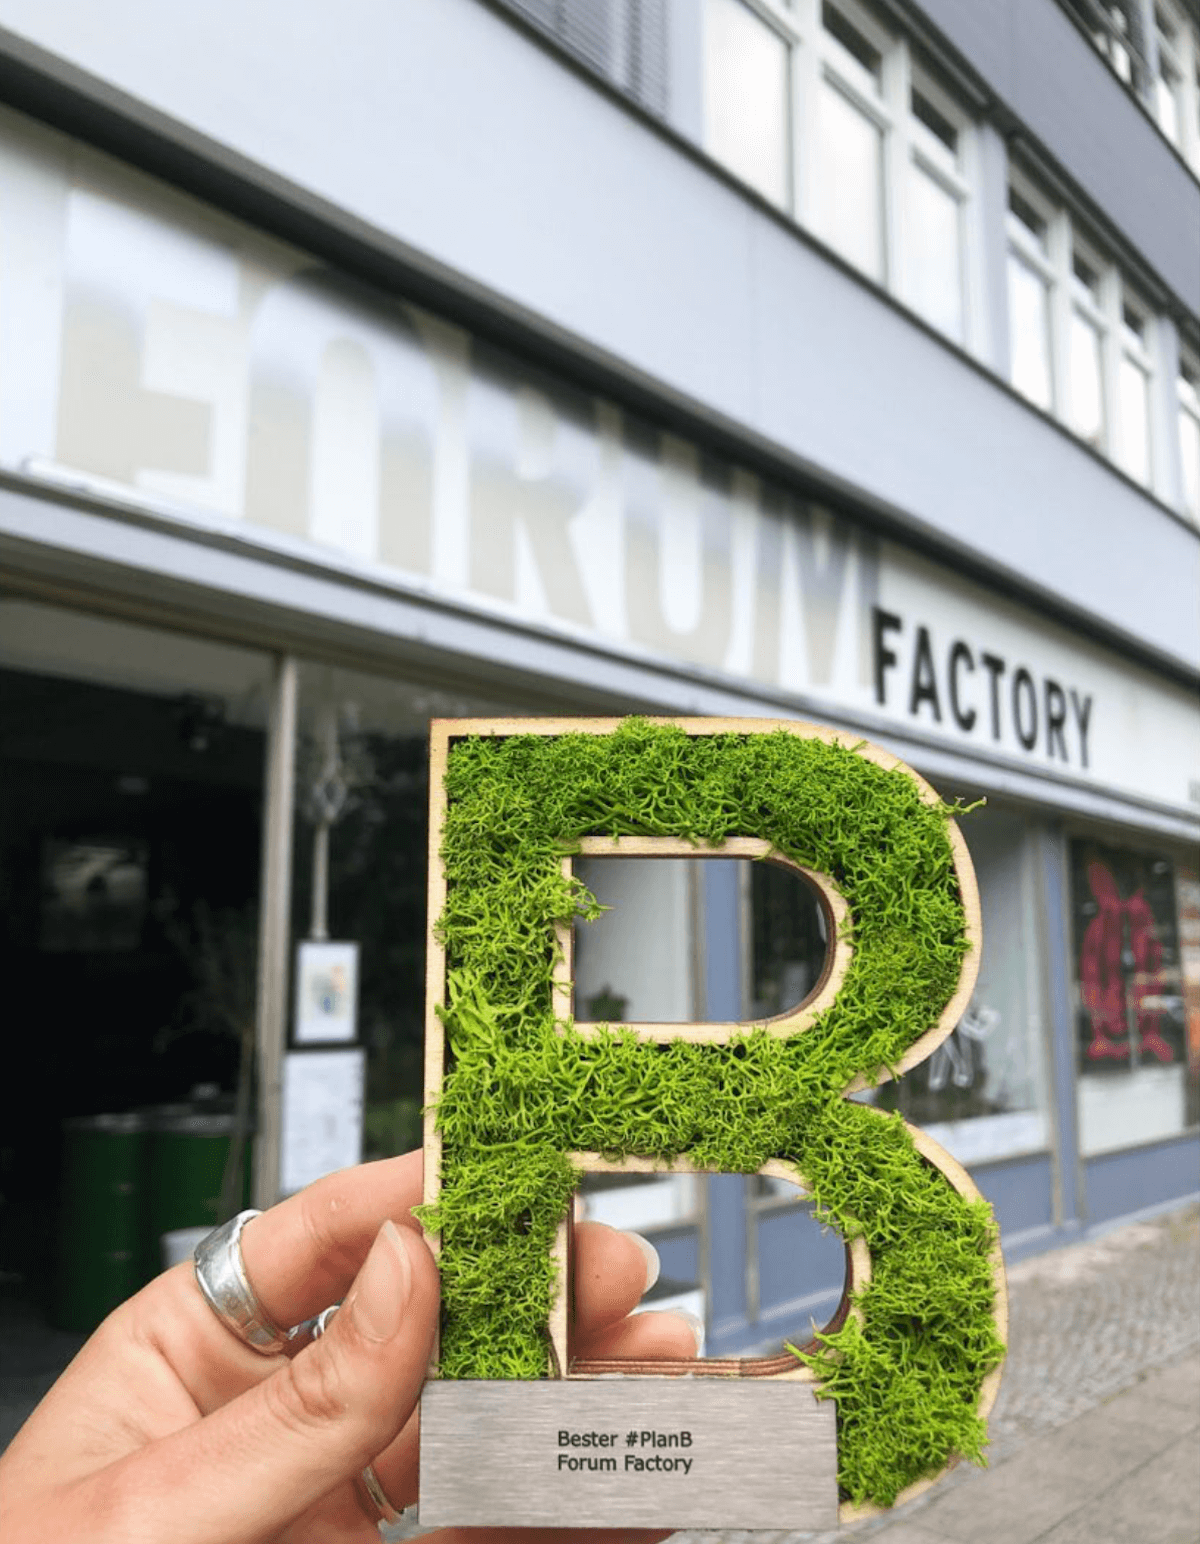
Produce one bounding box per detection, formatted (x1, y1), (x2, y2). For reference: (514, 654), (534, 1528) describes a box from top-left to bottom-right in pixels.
(669, 1202), (1200, 1544)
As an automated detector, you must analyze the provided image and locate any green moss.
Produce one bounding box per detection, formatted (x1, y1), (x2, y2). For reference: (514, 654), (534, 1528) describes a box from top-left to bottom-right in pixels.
(420, 720), (1004, 1506)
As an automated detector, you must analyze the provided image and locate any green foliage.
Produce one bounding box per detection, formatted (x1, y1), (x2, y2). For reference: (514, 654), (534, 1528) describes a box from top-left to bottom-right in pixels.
(421, 720), (1004, 1506)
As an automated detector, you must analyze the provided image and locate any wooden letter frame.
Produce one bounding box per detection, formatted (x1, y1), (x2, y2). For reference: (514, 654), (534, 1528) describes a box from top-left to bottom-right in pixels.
(419, 717), (1007, 1529)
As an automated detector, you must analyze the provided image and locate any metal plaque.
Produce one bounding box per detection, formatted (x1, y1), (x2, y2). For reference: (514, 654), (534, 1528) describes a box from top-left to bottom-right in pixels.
(418, 1377), (839, 1529)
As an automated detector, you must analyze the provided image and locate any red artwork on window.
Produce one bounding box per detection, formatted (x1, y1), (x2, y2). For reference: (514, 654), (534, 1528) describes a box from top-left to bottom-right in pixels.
(1079, 860), (1173, 1062)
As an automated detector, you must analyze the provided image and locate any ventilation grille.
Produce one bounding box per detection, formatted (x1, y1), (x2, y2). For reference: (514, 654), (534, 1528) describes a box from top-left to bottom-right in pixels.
(498, 0), (669, 119)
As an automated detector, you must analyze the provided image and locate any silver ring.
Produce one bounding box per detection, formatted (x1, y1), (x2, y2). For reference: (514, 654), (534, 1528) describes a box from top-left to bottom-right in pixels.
(193, 1209), (288, 1354)
(287, 1301), (341, 1350)
(302, 1304), (400, 1522)
(313, 1308), (401, 1523)
(312, 1303), (340, 1339)
(358, 1461), (402, 1525)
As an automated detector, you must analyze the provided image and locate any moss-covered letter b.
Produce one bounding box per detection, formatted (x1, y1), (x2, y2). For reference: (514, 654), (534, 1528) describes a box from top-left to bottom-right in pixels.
(421, 717), (1007, 1513)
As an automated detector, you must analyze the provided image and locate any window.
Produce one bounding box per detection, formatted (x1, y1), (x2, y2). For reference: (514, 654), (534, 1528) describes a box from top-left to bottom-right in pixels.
(905, 80), (970, 340)
(1006, 186), (1056, 412)
(498, 0), (670, 119)
(1061, 0), (1200, 172)
(1071, 838), (1196, 1155)
(1154, 0), (1200, 174)
(1179, 343), (1200, 524)
(1062, 0), (1145, 86)
(703, 0), (791, 206)
(1115, 299), (1154, 484)
(702, 0), (977, 345)
(813, 1), (889, 281)
(859, 807), (1053, 1167)
(1006, 168), (1162, 492)
(1067, 242), (1108, 451)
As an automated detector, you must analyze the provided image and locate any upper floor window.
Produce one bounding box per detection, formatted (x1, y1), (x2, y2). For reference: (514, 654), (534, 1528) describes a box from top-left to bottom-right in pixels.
(1006, 182), (1056, 413)
(1063, 0), (1146, 86)
(702, 0), (978, 347)
(498, 0), (670, 119)
(1006, 169), (1162, 492)
(1179, 343), (1200, 524)
(703, 0), (791, 205)
(1060, 0), (1200, 174)
(1154, 0), (1200, 174)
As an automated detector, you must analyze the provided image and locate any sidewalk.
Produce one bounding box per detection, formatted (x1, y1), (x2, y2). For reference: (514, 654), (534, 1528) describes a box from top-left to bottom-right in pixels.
(671, 1202), (1200, 1544)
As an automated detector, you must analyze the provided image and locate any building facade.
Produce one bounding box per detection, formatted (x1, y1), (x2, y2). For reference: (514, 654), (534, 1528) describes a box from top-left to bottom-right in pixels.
(0, 0), (1197, 1354)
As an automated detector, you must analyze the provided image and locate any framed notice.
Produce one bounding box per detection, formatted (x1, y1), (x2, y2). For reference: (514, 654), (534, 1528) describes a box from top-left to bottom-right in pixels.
(280, 1047), (365, 1194)
(294, 940), (359, 1044)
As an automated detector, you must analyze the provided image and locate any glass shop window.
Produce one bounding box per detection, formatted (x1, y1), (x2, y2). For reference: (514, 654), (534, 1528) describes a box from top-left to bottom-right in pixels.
(573, 856), (701, 1024)
(866, 806), (1051, 1165)
(570, 855), (708, 1334)
(289, 662), (536, 1172)
(1071, 839), (1197, 1154)
(0, 596), (274, 1329)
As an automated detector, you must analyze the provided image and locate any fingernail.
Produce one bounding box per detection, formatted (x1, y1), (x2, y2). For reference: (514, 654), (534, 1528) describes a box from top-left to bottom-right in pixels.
(641, 1308), (704, 1353)
(347, 1220), (412, 1343)
(676, 1309), (705, 1352)
(622, 1229), (660, 1294)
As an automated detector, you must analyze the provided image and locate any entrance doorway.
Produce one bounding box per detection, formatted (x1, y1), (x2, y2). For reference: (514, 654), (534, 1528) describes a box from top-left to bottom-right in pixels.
(0, 598), (272, 1383)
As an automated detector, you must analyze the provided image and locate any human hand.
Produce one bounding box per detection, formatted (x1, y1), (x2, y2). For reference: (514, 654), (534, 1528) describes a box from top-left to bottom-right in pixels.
(0, 1150), (698, 1543)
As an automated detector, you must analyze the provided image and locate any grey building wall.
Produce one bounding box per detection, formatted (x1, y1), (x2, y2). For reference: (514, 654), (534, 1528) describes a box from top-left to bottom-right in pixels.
(0, 0), (1197, 683)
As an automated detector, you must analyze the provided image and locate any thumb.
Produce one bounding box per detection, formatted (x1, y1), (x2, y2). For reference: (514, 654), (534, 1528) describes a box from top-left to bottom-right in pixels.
(89, 1221), (439, 1544)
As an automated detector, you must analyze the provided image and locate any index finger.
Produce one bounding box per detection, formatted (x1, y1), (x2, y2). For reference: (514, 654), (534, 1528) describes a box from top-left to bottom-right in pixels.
(238, 1150), (425, 1333)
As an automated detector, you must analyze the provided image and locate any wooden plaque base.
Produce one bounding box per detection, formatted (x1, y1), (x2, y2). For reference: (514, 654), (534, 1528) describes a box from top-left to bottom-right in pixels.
(418, 1377), (839, 1530)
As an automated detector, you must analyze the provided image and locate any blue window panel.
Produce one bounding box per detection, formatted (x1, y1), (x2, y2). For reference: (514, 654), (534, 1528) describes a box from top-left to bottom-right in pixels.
(756, 1203), (847, 1313)
(645, 1225), (699, 1289)
(974, 1153), (1055, 1235)
(706, 1174), (751, 1352)
(1084, 1135), (1200, 1227)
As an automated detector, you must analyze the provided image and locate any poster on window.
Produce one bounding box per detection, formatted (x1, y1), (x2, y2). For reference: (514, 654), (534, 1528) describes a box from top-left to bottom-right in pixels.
(294, 940), (359, 1044)
(1070, 841), (1184, 1072)
(280, 1047), (365, 1193)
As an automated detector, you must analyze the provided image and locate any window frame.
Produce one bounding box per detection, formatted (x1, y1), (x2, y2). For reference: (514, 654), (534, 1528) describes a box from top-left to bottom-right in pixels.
(701, 0), (982, 348)
(1177, 338), (1200, 525)
(1006, 169), (1061, 414)
(1154, 0), (1200, 174)
(1005, 164), (1164, 495)
(702, 0), (796, 210)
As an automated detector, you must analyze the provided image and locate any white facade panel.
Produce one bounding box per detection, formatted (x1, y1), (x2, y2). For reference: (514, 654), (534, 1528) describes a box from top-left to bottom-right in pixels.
(0, 6), (1196, 672)
(0, 108), (1195, 827)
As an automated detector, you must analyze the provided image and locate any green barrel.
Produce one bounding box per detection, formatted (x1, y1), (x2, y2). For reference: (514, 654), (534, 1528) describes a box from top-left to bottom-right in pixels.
(53, 1113), (150, 1333)
(147, 1109), (251, 1270)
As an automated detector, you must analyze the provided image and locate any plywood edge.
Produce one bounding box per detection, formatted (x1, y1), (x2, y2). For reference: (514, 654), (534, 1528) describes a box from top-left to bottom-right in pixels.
(429, 716), (927, 783)
(422, 724), (452, 1374)
(423, 725), (450, 1220)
